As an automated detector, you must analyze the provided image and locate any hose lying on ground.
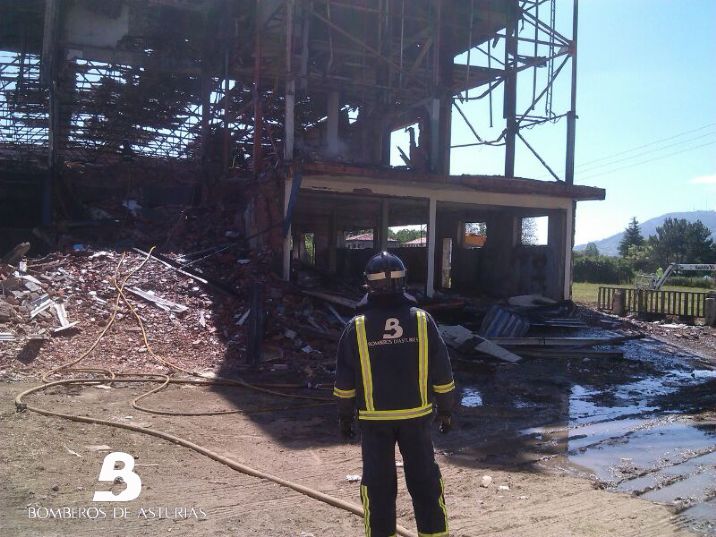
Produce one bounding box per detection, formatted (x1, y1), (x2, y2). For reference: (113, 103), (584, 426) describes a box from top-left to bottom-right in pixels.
(15, 248), (420, 537)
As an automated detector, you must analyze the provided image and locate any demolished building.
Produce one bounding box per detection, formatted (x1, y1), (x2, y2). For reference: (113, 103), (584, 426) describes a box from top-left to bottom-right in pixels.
(0, 0), (604, 300)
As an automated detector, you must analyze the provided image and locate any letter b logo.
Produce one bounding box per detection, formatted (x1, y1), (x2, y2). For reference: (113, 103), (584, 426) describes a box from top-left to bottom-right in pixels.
(383, 318), (403, 339)
(93, 452), (142, 502)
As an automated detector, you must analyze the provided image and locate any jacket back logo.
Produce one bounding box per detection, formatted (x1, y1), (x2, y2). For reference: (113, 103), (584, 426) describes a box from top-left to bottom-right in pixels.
(382, 318), (404, 339)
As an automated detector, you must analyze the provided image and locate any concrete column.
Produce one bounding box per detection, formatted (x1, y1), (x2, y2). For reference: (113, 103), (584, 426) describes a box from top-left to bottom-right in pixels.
(284, 0), (295, 160)
(563, 202), (574, 299)
(426, 197), (437, 297)
(503, 1), (518, 177)
(42, 0), (60, 225)
(456, 220), (465, 248)
(328, 210), (337, 273)
(282, 178), (293, 280)
(379, 199), (389, 250)
(565, 0), (579, 185)
(429, 98), (440, 172)
(284, 81), (295, 160)
(439, 95), (452, 175)
(705, 297), (716, 327)
(326, 90), (340, 156)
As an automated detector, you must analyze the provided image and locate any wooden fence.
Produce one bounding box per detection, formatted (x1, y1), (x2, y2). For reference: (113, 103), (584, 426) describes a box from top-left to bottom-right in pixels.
(597, 287), (709, 318)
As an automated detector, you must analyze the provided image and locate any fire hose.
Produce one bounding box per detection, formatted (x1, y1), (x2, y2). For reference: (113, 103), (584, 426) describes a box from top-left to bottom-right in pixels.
(14, 248), (420, 537)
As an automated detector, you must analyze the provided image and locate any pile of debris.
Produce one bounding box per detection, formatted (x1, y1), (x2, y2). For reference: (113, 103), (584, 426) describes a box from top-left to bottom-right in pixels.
(0, 243), (79, 342)
(0, 241), (349, 385)
(438, 294), (643, 364)
(2, 234), (647, 384)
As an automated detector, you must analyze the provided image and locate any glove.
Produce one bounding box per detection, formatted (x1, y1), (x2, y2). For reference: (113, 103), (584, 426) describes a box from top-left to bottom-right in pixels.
(339, 416), (355, 441)
(437, 413), (452, 434)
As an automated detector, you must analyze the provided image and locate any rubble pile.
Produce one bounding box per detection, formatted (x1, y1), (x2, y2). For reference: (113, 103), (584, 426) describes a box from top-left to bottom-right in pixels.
(0, 245), (81, 342)
(0, 242), (347, 384)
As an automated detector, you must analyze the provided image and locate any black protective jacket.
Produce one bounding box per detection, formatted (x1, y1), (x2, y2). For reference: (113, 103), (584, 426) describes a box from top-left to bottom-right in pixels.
(333, 293), (455, 422)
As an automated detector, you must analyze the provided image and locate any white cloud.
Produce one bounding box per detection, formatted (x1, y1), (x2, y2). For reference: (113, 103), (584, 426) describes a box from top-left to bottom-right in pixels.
(689, 174), (716, 185)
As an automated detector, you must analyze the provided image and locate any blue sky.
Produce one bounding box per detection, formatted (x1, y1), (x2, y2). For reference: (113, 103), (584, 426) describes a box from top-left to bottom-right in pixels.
(443, 0), (716, 245)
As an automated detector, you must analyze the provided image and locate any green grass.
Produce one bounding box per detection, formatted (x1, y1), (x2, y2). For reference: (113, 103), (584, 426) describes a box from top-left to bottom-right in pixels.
(572, 282), (714, 305)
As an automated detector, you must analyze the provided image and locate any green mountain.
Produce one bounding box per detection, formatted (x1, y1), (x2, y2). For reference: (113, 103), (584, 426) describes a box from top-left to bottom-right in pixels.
(575, 210), (716, 256)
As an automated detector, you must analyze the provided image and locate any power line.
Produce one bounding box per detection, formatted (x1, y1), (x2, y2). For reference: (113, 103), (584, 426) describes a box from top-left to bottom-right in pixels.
(532, 123), (716, 181)
(578, 139), (716, 182)
(576, 122), (716, 168)
(576, 129), (716, 174)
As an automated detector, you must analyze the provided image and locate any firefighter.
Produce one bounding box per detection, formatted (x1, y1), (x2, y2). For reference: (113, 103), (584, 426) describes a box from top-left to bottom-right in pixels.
(333, 251), (455, 537)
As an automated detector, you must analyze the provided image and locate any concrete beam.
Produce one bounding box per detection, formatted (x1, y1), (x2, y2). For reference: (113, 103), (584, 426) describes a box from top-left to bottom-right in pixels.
(300, 175), (575, 211)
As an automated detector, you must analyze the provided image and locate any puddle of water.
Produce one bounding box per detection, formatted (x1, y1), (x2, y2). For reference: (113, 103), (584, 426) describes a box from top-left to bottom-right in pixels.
(570, 421), (716, 484)
(619, 450), (716, 495)
(568, 418), (647, 452)
(569, 368), (716, 427)
(677, 498), (716, 535)
(461, 387), (483, 407)
(641, 465), (716, 504)
(569, 384), (649, 425)
(466, 335), (716, 530)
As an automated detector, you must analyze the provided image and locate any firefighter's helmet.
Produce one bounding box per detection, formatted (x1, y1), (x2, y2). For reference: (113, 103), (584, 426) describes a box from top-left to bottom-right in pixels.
(364, 251), (407, 295)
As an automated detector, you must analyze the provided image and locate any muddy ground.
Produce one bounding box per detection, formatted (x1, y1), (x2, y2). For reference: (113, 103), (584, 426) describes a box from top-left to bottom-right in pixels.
(2, 331), (715, 537)
(2, 249), (715, 536)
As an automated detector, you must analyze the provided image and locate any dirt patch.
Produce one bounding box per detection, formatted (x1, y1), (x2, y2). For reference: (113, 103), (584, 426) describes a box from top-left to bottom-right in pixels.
(2, 250), (714, 536)
(0, 380), (698, 537)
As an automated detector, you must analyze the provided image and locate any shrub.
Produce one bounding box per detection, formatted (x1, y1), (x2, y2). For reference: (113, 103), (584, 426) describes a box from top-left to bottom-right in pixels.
(665, 275), (715, 289)
(573, 255), (633, 284)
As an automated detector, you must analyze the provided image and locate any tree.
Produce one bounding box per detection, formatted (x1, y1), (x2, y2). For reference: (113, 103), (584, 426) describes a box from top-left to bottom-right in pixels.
(389, 227), (424, 244)
(684, 220), (715, 263)
(649, 218), (715, 267)
(618, 217), (644, 257)
(625, 243), (656, 273)
(584, 242), (600, 257)
(465, 222), (487, 235)
(521, 218), (537, 245)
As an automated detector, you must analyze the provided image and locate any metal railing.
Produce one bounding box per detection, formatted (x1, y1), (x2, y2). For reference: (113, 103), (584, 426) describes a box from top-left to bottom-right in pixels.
(598, 286), (709, 319)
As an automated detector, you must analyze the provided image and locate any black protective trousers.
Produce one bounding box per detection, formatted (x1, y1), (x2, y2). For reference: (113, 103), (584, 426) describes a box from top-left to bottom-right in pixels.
(359, 416), (448, 537)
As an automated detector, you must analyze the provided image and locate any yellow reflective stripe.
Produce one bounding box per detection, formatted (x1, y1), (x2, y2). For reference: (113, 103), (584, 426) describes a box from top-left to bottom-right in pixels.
(417, 310), (429, 407)
(333, 387), (356, 398)
(439, 477), (449, 534)
(355, 316), (374, 411)
(359, 404), (433, 421)
(432, 380), (455, 394)
(417, 478), (449, 537)
(361, 484), (371, 537)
